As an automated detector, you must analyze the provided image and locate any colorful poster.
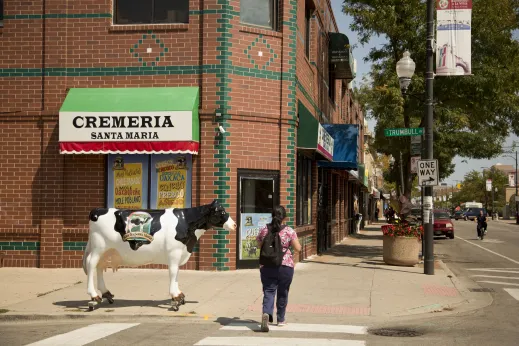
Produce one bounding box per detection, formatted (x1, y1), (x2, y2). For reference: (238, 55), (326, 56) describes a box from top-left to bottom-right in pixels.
(155, 157), (188, 209)
(113, 162), (143, 209)
(436, 0), (472, 76)
(239, 213), (272, 260)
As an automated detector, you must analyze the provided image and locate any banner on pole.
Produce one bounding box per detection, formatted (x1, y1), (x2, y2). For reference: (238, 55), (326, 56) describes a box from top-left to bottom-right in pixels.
(509, 174), (515, 187)
(436, 0), (472, 76)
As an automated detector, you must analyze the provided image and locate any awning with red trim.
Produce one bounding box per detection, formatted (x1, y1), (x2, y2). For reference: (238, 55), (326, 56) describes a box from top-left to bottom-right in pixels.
(59, 87), (200, 154)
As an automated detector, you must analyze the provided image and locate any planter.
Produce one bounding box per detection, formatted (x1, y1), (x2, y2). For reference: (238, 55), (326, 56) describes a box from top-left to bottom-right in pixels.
(382, 235), (421, 266)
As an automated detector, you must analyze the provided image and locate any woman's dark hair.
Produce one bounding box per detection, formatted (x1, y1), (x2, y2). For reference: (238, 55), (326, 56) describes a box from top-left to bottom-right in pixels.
(269, 205), (286, 233)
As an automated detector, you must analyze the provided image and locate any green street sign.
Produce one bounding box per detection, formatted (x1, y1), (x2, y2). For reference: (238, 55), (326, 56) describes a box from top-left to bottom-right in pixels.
(384, 127), (424, 137)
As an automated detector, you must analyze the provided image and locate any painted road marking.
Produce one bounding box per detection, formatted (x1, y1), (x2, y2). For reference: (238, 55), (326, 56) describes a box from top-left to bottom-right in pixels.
(25, 323), (139, 346)
(220, 323), (367, 334)
(471, 275), (519, 280)
(476, 281), (519, 287)
(504, 288), (519, 301)
(467, 268), (519, 274)
(455, 236), (519, 265)
(195, 337), (365, 346)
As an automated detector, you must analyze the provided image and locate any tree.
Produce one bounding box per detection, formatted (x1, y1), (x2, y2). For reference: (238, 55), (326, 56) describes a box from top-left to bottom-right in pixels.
(452, 167), (508, 211)
(344, 0), (519, 198)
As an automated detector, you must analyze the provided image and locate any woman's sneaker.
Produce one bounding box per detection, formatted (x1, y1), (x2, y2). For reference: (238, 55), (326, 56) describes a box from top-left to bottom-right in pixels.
(278, 320), (287, 327)
(261, 313), (269, 332)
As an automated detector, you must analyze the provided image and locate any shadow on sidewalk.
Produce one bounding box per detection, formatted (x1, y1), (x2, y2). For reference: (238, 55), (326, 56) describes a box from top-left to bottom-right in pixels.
(53, 298), (198, 311)
(324, 244), (382, 258)
(301, 259), (423, 275)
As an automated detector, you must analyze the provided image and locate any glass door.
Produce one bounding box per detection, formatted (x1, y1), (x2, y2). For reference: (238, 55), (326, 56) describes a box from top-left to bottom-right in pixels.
(237, 169), (279, 269)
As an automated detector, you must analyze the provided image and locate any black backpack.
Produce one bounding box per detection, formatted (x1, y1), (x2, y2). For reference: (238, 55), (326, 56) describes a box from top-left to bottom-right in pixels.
(259, 225), (284, 267)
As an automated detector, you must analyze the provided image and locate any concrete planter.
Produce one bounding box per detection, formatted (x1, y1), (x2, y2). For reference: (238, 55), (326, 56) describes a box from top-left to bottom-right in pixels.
(383, 235), (421, 266)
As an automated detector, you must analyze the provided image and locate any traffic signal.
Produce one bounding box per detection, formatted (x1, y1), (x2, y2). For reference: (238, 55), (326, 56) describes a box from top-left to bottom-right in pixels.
(456, 183), (462, 189)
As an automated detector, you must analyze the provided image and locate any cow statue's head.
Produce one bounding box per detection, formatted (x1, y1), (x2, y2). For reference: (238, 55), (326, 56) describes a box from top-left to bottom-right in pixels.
(208, 200), (236, 232)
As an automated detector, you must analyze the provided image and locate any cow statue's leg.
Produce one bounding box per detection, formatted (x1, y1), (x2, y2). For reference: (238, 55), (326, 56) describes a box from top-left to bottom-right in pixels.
(168, 263), (182, 311)
(97, 267), (114, 304)
(174, 276), (185, 305)
(86, 250), (103, 310)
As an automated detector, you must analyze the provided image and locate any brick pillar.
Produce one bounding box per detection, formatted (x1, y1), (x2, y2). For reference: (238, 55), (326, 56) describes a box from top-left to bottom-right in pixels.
(38, 120), (64, 268)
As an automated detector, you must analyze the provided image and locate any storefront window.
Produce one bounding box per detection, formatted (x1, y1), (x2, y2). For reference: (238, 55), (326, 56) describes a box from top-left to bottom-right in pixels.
(107, 154), (192, 209)
(0, 0), (3, 27)
(296, 153), (312, 225)
(240, 0), (277, 30)
(114, 0), (189, 25)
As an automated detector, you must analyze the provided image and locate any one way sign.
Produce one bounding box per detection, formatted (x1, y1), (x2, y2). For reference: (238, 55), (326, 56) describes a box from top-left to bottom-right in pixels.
(418, 159), (439, 186)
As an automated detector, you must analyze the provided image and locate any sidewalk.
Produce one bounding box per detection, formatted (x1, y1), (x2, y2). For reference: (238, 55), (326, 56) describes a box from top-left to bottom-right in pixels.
(0, 224), (491, 324)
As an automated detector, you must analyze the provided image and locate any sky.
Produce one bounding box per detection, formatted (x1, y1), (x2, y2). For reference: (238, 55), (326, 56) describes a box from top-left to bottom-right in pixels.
(330, 0), (519, 186)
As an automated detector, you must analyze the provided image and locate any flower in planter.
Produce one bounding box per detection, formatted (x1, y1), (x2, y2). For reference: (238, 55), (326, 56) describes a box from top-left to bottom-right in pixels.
(381, 223), (423, 240)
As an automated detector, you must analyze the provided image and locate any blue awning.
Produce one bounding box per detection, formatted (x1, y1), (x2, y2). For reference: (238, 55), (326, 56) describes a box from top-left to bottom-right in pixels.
(317, 124), (359, 170)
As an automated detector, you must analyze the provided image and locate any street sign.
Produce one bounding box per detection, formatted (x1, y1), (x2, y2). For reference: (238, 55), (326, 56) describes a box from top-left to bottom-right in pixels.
(410, 156), (421, 174)
(384, 127), (424, 137)
(418, 159), (439, 186)
(411, 136), (421, 155)
(486, 179), (492, 192)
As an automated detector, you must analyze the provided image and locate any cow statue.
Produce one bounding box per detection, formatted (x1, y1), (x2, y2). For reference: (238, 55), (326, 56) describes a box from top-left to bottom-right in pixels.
(83, 200), (236, 311)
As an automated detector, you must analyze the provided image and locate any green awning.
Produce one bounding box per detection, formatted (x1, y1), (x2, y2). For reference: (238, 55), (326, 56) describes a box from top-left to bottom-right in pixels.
(59, 87), (199, 154)
(297, 101), (334, 161)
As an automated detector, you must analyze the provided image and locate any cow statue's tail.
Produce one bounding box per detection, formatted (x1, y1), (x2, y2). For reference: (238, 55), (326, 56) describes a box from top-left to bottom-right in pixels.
(82, 239), (91, 275)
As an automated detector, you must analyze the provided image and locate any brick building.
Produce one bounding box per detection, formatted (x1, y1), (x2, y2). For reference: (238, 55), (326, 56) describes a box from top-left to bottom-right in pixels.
(0, 0), (366, 270)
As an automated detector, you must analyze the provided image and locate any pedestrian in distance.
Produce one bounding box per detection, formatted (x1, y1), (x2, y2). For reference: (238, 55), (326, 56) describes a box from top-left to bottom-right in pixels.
(256, 205), (301, 332)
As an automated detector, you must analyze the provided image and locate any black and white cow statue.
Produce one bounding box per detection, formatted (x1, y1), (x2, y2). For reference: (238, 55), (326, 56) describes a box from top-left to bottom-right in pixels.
(83, 200), (236, 311)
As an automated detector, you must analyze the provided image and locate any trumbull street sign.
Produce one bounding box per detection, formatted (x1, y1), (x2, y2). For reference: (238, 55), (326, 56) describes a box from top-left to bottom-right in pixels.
(384, 127), (424, 137)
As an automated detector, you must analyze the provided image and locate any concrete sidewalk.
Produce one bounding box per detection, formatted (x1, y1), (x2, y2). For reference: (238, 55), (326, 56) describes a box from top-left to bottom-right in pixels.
(0, 224), (491, 324)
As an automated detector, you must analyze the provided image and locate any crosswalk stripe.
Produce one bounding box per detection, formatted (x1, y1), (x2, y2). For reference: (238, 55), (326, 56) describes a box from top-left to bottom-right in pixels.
(476, 281), (519, 287)
(194, 337), (365, 345)
(25, 323), (139, 346)
(470, 275), (519, 280)
(467, 269), (519, 274)
(504, 288), (519, 301)
(220, 323), (367, 335)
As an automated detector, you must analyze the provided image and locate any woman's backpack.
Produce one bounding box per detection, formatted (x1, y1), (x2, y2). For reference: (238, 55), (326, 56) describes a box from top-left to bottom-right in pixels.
(259, 225), (284, 267)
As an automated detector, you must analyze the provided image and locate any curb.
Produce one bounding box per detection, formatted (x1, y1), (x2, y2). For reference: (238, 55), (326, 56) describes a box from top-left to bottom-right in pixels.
(435, 260), (493, 315)
(0, 312), (213, 323)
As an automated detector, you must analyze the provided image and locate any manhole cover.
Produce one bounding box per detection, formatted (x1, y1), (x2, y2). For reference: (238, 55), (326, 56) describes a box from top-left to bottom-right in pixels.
(369, 328), (424, 337)
(469, 288), (494, 292)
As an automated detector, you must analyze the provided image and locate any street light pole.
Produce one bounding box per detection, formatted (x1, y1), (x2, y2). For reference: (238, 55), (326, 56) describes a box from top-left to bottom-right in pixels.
(423, 0), (435, 275)
(515, 150), (519, 224)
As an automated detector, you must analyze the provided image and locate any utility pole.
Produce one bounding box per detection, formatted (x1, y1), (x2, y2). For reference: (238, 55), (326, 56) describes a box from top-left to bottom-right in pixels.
(423, 0), (435, 275)
(399, 151), (405, 196)
(515, 150), (519, 224)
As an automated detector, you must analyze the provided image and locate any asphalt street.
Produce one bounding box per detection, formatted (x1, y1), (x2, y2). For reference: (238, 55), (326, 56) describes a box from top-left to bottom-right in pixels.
(1, 219), (519, 346)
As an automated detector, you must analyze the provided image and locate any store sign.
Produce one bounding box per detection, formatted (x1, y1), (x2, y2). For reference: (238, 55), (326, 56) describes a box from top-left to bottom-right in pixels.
(239, 213), (272, 261)
(155, 157), (188, 209)
(113, 162), (143, 209)
(59, 111), (194, 142)
(317, 124), (334, 161)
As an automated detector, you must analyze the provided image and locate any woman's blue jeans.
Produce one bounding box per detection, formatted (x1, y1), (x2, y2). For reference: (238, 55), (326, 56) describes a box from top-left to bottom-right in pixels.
(260, 265), (294, 323)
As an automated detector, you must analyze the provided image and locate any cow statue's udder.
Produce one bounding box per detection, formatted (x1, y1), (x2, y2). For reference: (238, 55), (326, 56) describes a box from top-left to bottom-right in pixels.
(82, 200), (236, 311)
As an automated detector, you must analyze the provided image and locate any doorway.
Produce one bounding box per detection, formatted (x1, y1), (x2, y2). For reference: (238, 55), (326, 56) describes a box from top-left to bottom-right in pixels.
(317, 167), (330, 254)
(236, 169), (280, 269)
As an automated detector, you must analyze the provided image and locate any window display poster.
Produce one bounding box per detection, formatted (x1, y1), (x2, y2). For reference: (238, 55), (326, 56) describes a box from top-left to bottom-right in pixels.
(107, 154), (149, 209)
(239, 213), (272, 260)
(150, 154), (192, 209)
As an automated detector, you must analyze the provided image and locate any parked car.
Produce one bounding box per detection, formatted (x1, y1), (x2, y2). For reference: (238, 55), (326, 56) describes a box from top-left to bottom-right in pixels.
(453, 210), (465, 220)
(433, 210), (454, 239)
(463, 208), (487, 221)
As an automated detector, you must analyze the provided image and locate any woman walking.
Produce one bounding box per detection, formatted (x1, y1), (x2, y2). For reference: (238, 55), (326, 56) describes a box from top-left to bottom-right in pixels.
(256, 205), (301, 332)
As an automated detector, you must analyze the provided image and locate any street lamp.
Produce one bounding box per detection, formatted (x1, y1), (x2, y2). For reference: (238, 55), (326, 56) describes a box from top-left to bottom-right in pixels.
(395, 37), (435, 276)
(396, 51), (416, 94)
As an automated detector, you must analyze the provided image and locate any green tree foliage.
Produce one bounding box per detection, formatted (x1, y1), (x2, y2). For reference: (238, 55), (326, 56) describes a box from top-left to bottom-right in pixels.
(343, 0), (519, 197)
(452, 167), (508, 211)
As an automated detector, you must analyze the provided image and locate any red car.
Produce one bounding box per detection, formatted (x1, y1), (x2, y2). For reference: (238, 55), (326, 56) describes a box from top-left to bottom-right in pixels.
(433, 210), (454, 239)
